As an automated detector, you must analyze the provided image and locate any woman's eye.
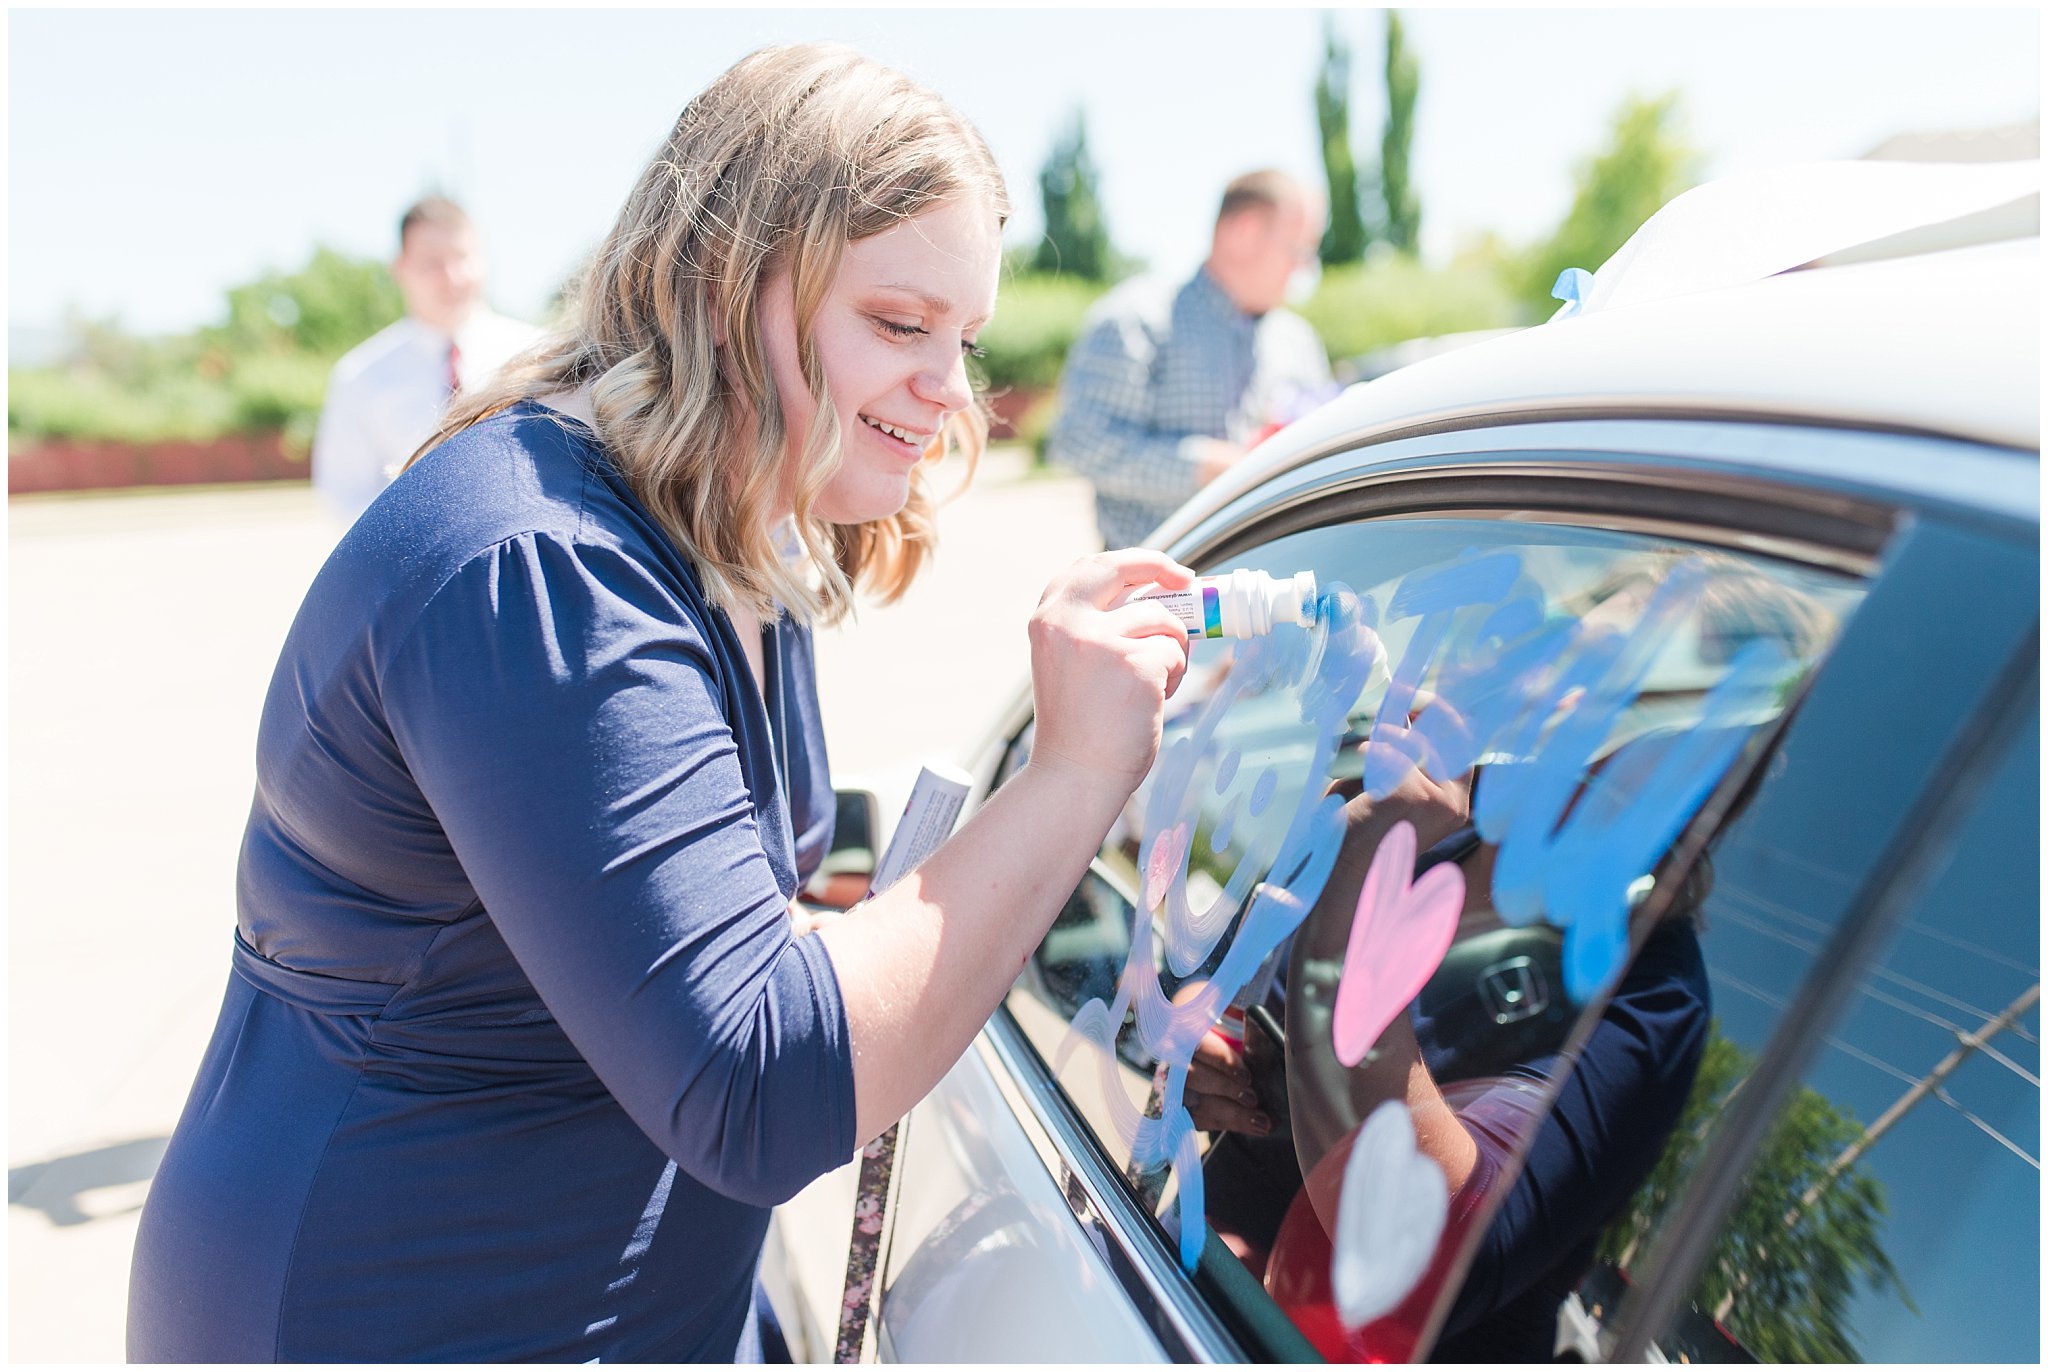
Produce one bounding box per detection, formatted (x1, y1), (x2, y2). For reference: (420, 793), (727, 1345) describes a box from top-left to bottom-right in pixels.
(961, 341), (987, 360)
(876, 318), (923, 339)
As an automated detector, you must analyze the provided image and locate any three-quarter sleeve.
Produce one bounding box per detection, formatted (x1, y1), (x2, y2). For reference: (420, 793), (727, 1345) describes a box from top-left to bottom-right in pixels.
(379, 529), (857, 1207)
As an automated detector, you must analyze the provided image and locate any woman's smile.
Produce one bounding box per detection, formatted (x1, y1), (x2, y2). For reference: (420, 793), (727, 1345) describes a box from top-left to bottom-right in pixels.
(857, 412), (936, 460)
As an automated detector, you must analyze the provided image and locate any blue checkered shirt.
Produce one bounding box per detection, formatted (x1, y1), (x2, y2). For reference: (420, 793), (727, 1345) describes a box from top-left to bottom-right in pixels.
(1046, 267), (1329, 549)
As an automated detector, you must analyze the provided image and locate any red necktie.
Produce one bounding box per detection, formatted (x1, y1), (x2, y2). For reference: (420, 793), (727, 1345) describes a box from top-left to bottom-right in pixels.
(446, 341), (463, 397)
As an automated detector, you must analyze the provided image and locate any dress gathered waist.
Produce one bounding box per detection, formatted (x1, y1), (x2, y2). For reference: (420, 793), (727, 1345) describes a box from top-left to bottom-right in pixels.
(231, 931), (401, 1017)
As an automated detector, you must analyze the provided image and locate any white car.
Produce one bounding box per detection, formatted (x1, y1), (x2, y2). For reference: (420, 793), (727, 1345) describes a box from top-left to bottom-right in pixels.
(768, 162), (2040, 1364)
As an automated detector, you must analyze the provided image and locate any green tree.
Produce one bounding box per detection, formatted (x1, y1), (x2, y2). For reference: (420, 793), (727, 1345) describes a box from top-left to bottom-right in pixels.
(204, 246), (403, 449)
(1598, 1023), (1910, 1362)
(1297, 250), (1516, 364)
(1514, 91), (1699, 314)
(1314, 14), (1369, 265)
(1032, 110), (1115, 281)
(972, 272), (1111, 393)
(1379, 10), (1421, 255)
(208, 246), (403, 359)
(11, 246), (400, 450)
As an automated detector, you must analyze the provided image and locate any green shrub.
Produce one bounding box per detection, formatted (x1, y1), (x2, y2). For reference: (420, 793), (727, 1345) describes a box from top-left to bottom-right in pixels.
(1298, 254), (1523, 365)
(9, 349), (339, 449)
(227, 351), (332, 432)
(977, 271), (1111, 392)
(10, 244), (401, 450)
(7, 366), (238, 445)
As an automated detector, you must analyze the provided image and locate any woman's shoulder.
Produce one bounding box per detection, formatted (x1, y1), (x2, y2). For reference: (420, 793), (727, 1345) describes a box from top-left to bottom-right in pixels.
(353, 404), (644, 560)
(413, 401), (606, 513)
(318, 404), (715, 657)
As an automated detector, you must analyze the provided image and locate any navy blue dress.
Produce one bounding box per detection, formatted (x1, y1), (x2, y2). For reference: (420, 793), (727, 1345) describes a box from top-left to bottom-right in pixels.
(128, 402), (857, 1362)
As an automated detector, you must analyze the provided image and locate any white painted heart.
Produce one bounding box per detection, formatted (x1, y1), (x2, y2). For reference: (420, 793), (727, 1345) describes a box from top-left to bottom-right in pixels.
(1331, 1100), (1450, 1329)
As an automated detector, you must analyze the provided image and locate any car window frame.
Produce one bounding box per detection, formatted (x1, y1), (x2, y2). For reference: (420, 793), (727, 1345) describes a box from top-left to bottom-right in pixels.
(976, 419), (2035, 1362)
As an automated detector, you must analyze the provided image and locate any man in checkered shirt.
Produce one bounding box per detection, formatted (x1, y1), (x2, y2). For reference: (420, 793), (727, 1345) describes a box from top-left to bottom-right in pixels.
(1047, 170), (1332, 550)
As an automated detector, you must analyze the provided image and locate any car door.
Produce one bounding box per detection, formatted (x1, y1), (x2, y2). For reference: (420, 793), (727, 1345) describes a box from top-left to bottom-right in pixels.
(796, 416), (2037, 1363)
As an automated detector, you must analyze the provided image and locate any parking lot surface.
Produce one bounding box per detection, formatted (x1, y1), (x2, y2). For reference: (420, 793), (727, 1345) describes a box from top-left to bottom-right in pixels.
(7, 448), (1095, 1362)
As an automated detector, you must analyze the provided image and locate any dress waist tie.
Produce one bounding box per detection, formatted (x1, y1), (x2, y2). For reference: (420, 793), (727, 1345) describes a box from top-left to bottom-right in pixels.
(231, 930), (400, 1017)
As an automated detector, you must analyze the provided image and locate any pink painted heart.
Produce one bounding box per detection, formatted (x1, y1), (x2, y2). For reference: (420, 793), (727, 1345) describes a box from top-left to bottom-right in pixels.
(1331, 820), (1466, 1066)
(1143, 821), (1189, 913)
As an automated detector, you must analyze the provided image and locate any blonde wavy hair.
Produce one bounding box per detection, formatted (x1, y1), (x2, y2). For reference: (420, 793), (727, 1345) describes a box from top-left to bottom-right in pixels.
(414, 43), (1009, 625)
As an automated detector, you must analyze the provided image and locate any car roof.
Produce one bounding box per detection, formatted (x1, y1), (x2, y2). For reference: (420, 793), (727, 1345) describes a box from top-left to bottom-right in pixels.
(1185, 234), (2039, 537)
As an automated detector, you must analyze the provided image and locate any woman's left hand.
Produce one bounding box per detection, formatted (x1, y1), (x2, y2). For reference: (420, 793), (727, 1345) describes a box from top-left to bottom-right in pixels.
(1185, 1028), (1273, 1136)
(790, 899), (847, 937)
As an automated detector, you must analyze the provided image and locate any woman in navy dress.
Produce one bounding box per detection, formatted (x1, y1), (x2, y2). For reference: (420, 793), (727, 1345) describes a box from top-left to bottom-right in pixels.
(128, 44), (1193, 1362)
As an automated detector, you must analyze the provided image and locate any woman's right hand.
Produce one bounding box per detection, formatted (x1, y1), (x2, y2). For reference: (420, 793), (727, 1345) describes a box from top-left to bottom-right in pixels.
(820, 549), (1193, 1144)
(1026, 550), (1195, 791)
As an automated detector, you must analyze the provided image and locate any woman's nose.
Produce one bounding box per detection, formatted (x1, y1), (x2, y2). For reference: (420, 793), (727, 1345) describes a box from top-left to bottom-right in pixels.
(912, 348), (974, 413)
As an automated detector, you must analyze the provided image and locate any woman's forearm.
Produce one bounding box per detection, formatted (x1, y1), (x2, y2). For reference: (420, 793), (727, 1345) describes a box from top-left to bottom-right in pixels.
(814, 757), (1132, 1143)
(815, 546), (1193, 1143)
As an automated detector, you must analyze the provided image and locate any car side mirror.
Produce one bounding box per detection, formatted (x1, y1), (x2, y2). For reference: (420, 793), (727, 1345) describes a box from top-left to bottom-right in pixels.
(805, 787), (880, 909)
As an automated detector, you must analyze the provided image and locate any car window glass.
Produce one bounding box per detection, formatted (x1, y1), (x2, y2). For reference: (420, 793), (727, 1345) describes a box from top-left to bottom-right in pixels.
(997, 513), (1866, 1360)
(1634, 716), (2039, 1363)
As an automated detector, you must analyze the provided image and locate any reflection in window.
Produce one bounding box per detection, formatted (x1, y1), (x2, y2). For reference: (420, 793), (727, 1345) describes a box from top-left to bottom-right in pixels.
(1000, 516), (1867, 1360)
(1646, 718), (2039, 1363)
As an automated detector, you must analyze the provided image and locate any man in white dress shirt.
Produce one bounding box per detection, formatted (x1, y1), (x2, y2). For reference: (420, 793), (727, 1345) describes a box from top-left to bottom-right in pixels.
(312, 197), (543, 524)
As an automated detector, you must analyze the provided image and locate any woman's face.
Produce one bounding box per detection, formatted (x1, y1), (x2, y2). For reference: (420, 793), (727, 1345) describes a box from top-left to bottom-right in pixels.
(758, 195), (1002, 524)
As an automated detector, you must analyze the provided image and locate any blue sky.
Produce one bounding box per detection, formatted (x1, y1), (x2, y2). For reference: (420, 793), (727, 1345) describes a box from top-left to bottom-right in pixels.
(7, 6), (2038, 337)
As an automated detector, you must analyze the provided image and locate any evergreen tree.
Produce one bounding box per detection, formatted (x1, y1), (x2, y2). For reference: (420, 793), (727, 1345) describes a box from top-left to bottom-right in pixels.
(1380, 10), (1421, 255)
(1314, 14), (1369, 265)
(1032, 110), (1114, 281)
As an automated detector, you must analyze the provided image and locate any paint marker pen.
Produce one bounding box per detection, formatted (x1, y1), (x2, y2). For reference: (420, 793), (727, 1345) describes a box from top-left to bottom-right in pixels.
(867, 763), (974, 897)
(1134, 568), (1319, 640)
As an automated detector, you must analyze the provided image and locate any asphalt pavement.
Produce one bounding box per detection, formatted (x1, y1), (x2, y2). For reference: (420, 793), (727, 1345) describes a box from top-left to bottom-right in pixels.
(6, 447), (1098, 1363)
